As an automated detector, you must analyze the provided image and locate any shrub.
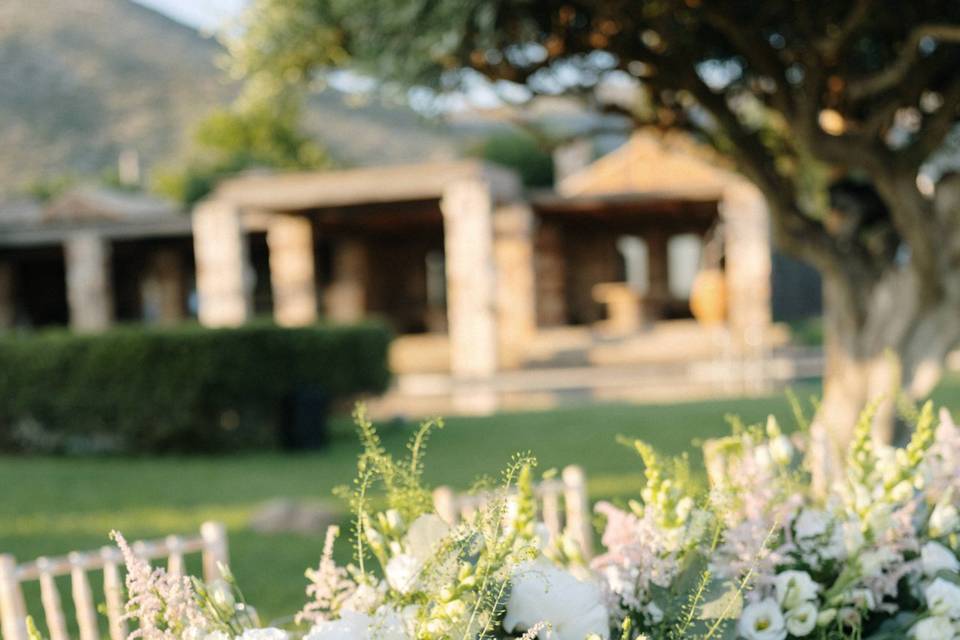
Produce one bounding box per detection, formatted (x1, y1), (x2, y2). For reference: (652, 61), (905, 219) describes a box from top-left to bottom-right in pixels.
(0, 322), (391, 454)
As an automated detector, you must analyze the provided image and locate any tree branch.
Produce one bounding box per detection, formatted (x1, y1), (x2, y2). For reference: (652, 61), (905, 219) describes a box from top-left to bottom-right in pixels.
(814, 0), (874, 60)
(848, 24), (960, 100)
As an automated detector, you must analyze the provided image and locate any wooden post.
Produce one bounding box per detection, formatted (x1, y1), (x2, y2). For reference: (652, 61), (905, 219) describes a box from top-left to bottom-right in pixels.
(562, 465), (593, 560)
(0, 553), (27, 640)
(200, 522), (229, 582)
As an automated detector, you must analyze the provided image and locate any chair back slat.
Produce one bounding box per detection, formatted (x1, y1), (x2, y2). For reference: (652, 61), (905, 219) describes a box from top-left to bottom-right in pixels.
(37, 559), (69, 640)
(432, 465), (593, 559)
(165, 537), (185, 579)
(200, 522), (228, 583)
(99, 549), (126, 640)
(561, 465), (593, 559)
(538, 481), (563, 540)
(0, 554), (28, 640)
(0, 522), (228, 640)
(69, 554), (99, 640)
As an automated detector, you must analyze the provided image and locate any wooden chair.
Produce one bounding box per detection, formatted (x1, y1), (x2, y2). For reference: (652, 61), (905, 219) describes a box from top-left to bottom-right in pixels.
(0, 522), (229, 640)
(432, 465), (593, 560)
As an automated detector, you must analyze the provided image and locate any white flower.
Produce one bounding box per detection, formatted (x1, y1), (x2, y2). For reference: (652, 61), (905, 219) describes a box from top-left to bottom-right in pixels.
(404, 514), (449, 564)
(341, 583), (382, 614)
(842, 521), (865, 555)
(738, 599), (786, 640)
(910, 616), (955, 640)
(774, 571), (819, 610)
(385, 553), (419, 594)
(859, 547), (898, 578)
(931, 503), (960, 538)
(239, 629), (288, 640)
(204, 633), (230, 640)
(847, 588), (876, 611)
(794, 510), (829, 541)
(922, 542), (960, 577)
(504, 560), (609, 640)
(305, 608), (409, 640)
(784, 602), (817, 637)
(769, 435), (794, 466)
(644, 601), (664, 624)
(925, 578), (960, 618)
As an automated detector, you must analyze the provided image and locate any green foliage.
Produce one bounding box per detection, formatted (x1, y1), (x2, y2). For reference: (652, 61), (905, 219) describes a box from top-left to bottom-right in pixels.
(468, 130), (555, 187)
(22, 175), (76, 202)
(153, 99), (333, 205)
(0, 322), (391, 454)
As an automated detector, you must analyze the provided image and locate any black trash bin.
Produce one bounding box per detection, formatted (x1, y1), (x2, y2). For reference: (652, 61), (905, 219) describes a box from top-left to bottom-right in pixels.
(280, 387), (330, 450)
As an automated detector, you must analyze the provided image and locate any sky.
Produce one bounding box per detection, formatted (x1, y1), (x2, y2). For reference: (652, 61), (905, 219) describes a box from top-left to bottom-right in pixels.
(132, 0), (247, 30)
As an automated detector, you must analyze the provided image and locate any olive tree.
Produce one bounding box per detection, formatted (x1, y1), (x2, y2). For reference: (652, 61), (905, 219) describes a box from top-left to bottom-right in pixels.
(227, 0), (960, 477)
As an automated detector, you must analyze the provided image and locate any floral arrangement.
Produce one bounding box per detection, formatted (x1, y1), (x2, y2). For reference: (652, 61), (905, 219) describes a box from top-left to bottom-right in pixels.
(82, 400), (960, 640)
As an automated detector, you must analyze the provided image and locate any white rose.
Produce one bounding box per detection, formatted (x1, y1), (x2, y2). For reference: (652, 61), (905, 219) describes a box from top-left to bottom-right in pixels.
(385, 553), (419, 594)
(922, 542), (960, 577)
(205, 633), (230, 640)
(794, 510), (829, 541)
(910, 616), (955, 640)
(925, 578), (960, 618)
(504, 560), (609, 640)
(774, 571), (820, 610)
(738, 598), (787, 640)
(239, 629), (288, 640)
(785, 602), (817, 637)
(931, 503), (960, 538)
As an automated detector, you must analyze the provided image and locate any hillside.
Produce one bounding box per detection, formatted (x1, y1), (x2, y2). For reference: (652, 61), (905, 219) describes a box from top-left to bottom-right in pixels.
(0, 0), (462, 198)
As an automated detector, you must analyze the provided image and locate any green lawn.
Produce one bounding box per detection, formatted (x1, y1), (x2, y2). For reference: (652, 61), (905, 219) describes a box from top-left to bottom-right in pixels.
(4, 377), (960, 629)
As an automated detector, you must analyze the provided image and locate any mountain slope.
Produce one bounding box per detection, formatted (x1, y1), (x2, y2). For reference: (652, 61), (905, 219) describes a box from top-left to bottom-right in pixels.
(0, 0), (463, 198)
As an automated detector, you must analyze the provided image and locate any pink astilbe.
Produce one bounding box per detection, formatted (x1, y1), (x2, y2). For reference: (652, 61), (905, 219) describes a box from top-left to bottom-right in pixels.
(111, 531), (205, 640)
(296, 526), (362, 625)
(590, 502), (683, 618)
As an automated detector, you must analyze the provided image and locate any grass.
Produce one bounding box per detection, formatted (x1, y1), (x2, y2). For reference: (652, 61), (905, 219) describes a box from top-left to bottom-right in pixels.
(3, 376), (960, 629)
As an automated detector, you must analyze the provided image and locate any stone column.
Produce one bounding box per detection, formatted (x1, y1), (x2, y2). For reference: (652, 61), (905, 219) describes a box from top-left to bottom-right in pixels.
(0, 263), (13, 330)
(326, 238), (367, 323)
(267, 213), (318, 326)
(721, 181), (772, 392)
(64, 233), (113, 332)
(722, 182), (772, 335)
(493, 203), (536, 369)
(440, 179), (498, 379)
(193, 199), (252, 327)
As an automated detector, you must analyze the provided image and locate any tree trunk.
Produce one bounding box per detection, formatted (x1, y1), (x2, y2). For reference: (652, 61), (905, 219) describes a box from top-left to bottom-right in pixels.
(810, 264), (960, 493)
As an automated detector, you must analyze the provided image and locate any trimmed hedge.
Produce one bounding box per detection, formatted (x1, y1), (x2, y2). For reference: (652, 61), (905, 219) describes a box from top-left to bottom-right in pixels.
(0, 322), (392, 454)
